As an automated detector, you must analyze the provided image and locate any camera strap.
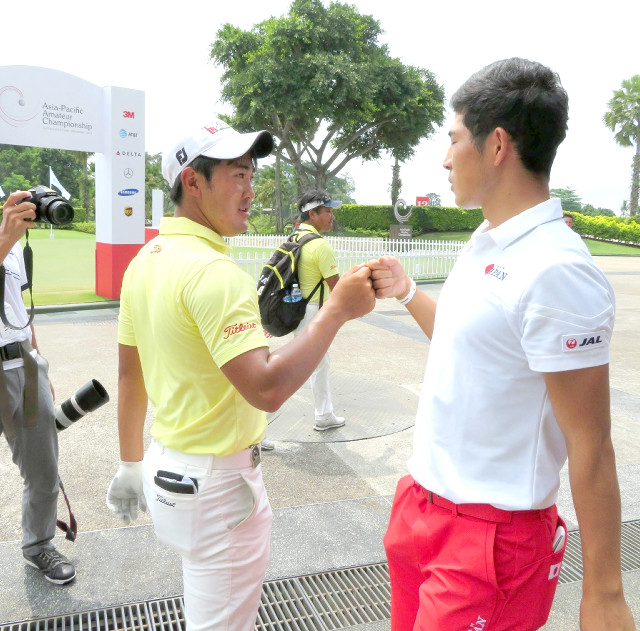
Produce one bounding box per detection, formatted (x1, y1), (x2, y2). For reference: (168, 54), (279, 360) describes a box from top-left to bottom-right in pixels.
(56, 476), (78, 542)
(0, 231), (35, 330)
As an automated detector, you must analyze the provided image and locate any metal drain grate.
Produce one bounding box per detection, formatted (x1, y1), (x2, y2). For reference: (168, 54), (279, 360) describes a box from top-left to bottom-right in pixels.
(3, 520), (639, 631)
(0, 564), (390, 631)
(559, 518), (640, 584)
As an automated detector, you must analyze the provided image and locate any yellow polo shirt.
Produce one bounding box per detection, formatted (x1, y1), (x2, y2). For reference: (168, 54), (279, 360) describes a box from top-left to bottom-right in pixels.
(292, 224), (338, 304)
(118, 217), (268, 455)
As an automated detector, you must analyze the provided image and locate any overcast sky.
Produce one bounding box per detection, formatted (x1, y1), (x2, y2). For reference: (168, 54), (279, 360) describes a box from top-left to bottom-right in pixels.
(2, 0), (638, 212)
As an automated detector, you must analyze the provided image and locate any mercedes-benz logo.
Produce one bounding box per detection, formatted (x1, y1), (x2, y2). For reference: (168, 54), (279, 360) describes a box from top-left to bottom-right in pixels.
(124, 168), (133, 178)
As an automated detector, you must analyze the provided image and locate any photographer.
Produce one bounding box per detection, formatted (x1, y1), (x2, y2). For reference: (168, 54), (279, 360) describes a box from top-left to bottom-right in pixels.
(0, 191), (75, 585)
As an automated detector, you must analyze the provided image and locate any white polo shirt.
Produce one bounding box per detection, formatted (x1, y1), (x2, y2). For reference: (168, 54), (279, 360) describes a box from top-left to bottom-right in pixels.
(1, 242), (33, 370)
(407, 198), (615, 510)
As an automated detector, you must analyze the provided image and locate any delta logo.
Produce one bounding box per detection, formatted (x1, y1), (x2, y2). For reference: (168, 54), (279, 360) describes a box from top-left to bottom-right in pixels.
(118, 188), (139, 197)
(115, 150), (142, 157)
(563, 331), (606, 352)
(484, 263), (508, 281)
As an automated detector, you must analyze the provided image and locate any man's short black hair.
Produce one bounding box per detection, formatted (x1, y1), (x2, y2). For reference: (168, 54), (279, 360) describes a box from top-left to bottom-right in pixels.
(169, 156), (221, 205)
(169, 152), (259, 205)
(297, 189), (332, 221)
(450, 58), (569, 178)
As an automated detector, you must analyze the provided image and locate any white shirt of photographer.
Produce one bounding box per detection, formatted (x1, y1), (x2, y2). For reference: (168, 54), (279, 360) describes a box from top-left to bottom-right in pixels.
(1, 243), (34, 370)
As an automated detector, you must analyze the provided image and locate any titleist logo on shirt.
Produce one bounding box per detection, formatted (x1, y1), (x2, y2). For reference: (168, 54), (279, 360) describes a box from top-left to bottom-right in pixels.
(562, 330), (607, 352)
(223, 322), (257, 339)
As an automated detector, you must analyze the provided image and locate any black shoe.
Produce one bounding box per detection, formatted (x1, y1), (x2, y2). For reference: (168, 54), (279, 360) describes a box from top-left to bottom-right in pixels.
(23, 547), (76, 585)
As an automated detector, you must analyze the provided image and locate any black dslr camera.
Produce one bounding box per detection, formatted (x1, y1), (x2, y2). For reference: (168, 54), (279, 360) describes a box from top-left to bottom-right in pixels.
(23, 185), (75, 225)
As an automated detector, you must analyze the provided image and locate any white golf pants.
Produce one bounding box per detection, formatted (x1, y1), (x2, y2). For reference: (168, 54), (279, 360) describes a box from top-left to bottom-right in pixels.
(143, 439), (272, 631)
(294, 302), (334, 418)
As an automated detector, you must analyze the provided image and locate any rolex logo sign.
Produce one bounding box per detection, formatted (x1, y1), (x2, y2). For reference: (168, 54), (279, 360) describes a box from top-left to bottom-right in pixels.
(124, 206), (133, 217)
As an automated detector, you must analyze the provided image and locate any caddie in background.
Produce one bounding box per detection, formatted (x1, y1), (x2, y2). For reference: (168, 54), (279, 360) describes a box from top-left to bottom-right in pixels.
(0, 191), (75, 585)
(290, 190), (345, 431)
(369, 58), (636, 630)
(106, 120), (375, 631)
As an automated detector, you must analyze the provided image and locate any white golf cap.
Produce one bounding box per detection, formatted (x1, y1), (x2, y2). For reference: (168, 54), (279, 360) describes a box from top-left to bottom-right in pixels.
(162, 120), (274, 187)
(300, 195), (342, 214)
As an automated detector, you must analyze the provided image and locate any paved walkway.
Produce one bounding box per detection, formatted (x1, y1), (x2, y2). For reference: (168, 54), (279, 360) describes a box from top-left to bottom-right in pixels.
(0, 256), (638, 629)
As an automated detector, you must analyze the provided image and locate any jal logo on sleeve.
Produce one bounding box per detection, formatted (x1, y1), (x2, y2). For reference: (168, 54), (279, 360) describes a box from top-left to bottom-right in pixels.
(562, 330), (607, 352)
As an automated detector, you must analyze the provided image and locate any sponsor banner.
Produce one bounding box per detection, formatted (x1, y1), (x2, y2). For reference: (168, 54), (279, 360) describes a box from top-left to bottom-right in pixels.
(0, 65), (103, 152)
(95, 85), (145, 245)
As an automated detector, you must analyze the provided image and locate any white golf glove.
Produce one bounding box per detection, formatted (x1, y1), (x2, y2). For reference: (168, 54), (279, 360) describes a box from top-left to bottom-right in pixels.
(106, 461), (148, 524)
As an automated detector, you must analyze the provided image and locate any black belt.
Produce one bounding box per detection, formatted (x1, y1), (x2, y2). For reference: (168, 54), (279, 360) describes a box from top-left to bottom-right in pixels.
(0, 342), (23, 362)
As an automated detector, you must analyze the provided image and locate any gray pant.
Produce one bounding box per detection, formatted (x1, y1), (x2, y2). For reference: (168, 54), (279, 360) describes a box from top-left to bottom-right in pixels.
(0, 354), (59, 555)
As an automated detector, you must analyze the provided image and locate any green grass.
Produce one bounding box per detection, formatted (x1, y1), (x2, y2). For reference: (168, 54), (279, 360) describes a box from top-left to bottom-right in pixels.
(418, 231), (472, 242)
(582, 238), (640, 256)
(16, 228), (640, 306)
(20, 228), (110, 306)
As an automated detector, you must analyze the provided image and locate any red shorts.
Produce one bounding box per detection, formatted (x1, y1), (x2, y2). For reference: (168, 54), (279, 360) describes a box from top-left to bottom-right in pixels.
(383, 475), (567, 631)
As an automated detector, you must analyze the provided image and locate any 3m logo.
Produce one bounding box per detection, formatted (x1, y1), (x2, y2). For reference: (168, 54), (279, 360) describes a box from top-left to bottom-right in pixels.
(123, 111), (135, 118)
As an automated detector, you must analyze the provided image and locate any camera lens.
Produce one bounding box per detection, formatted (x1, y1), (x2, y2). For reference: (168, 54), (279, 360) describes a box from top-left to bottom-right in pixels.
(42, 198), (75, 225)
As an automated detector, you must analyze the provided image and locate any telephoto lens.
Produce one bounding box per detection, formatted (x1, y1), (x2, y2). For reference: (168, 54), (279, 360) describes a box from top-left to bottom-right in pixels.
(55, 379), (110, 432)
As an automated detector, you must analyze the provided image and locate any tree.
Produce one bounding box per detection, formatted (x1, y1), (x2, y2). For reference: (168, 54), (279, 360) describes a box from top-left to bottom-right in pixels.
(620, 199), (629, 217)
(145, 152), (172, 220)
(389, 158), (402, 206)
(425, 192), (441, 206)
(604, 75), (640, 215)
(252, 162), (298, 218)
(550, 187), (582, 212)
(0, 144), (87, 205)
(211, 0), (445, 193)
(327, 171), (356, 204)
(2, 173), (31, 193)
(580, 204), (615, 217)
(253, 161), (355, 223)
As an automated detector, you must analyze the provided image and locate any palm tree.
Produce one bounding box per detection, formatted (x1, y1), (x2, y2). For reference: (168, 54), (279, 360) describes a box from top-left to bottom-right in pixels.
(604, 76), (640, 215)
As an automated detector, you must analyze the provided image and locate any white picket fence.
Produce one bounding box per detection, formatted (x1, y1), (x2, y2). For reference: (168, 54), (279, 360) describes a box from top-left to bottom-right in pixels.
(225, 234), (466, 281)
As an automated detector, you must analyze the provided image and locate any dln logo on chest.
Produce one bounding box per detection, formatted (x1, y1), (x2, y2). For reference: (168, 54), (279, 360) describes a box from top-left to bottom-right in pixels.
(484, 263), (508, 281)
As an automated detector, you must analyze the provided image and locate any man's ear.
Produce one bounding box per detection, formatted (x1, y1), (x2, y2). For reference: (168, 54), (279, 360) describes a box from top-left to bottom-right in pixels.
(181, 167), (202, 198)
(491, 127), (513, 167)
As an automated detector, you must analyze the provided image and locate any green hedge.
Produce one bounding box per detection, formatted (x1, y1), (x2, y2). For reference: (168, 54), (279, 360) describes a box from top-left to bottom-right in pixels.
(335, 204), (484, 234)
(334, 205), (640, 245)
(573, 213), (640, 245)
(69, 221), (95, 234)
